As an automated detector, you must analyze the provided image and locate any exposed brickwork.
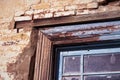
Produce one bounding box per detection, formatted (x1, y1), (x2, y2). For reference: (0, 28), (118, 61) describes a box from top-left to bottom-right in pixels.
(77, 4), (87, 10)
(65, 5), (77, 11)
(87, 1), (98, 9)
(14, 16), (32, 21)
(54, 10), (75, 17)
(13, 0), (120, 22)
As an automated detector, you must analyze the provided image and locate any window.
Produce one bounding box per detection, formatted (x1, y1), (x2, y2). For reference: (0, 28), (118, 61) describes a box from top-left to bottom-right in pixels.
(58, 45), (120, 80)
(32, 20), (120, 80)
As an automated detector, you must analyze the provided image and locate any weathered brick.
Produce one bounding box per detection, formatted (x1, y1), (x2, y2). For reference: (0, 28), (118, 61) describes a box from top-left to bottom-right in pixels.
(25, 10), (34, 15)
(88, 10), (97, 14)
(34, 12), (53, 19)
(15, 11), (25, 17)
(65, 5), (77, 11)
(31, 3), (50, 10)
(44, 13), (53, 18)
(50, 7), (64, 12)
(33, 9), (44, 14)
(97, 6), (120, 13)
(54, 10), (75, 17)
(79, 0), (94, 4)
(76, 10), (89, 15)
(87, 2), (98, 9)
(14, 16), (32, 21)
(77, 4), (87, 10)
(97, 0), (106, 3)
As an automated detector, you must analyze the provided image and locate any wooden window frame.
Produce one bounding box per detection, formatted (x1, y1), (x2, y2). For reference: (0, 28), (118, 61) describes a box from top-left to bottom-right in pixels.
(14, 11), (120, 80)
(32, 20), (120, 80)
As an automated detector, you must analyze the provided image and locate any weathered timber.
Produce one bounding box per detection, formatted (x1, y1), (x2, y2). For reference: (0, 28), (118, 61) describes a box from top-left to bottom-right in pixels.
(41, 21), (120, 34)
(34, 31), (52, 80)
(44, 25), (120, 41)
(53, 34), (120, 45)
(15, 10), (120, 28)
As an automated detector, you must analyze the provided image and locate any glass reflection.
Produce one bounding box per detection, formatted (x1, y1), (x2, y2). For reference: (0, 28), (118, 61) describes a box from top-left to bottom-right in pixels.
(84, 74), (120, 80)
(84, 53), (120, 72)
(63, 56), (80, 74)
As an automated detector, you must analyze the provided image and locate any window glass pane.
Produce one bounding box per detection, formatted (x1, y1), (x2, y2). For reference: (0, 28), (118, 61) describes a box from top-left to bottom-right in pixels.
(62, 76), (80, 80)
(63, 56), (80, 74)
(84, 53), (120, 72)
(84, 74), (120, 80)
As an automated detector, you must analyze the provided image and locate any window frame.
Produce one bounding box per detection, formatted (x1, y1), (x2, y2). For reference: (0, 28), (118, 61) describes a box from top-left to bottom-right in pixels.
(58, 47), (120, 80)
(32, 20), (120, 80)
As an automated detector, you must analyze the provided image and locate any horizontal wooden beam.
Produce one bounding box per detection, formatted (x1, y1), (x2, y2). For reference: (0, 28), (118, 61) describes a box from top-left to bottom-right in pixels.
(15, 10), (120, 28)
(53, 34), (120, 45)
(45, 25), (120, 41)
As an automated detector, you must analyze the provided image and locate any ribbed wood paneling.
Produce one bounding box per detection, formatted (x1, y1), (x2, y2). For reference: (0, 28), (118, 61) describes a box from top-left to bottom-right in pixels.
(34, 30), (52, 80)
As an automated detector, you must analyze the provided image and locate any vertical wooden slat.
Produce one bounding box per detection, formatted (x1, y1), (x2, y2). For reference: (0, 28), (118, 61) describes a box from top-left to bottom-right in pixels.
(34, 30), (52, 80)
(34, 31), (43, 80)
(47, 41), (53, 80)
(39, 34), (47, 80)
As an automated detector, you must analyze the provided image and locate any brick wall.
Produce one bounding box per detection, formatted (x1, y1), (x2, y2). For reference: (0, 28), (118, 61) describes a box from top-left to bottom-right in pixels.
(0, 0), (119, 80)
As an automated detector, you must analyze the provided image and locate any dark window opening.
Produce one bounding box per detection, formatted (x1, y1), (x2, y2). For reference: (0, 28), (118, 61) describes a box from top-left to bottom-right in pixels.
(54, 40), (120, 80)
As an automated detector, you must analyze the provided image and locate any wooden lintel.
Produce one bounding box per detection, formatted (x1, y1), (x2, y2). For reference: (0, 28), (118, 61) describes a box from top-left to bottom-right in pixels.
(15, 20), (32, 29)
(53, 35), (120, 45)
(15, 10), (120, 28)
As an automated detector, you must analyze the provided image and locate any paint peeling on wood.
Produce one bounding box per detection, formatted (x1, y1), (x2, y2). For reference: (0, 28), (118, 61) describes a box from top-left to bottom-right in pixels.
(40, 21), (120, 42)
(72, 25), (120, 38)
(41, 21), (120, 34)
(99, 35), (120, 40)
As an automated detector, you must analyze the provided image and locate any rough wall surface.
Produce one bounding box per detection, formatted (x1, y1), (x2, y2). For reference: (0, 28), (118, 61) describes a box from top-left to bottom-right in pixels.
(0, 23), (31, 80)
(0, 0), (35, 79)
(0, 0), (120, 80)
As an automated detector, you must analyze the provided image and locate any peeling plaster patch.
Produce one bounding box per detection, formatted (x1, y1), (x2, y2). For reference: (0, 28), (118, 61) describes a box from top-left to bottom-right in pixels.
(42, 21), (120, 34)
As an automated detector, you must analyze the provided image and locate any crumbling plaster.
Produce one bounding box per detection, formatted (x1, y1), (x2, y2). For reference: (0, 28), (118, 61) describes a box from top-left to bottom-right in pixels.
(0, 0), (40, 80)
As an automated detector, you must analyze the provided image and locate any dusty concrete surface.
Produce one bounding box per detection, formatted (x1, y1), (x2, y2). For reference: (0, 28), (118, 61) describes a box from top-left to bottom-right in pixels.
(0, 0), (119, 80)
